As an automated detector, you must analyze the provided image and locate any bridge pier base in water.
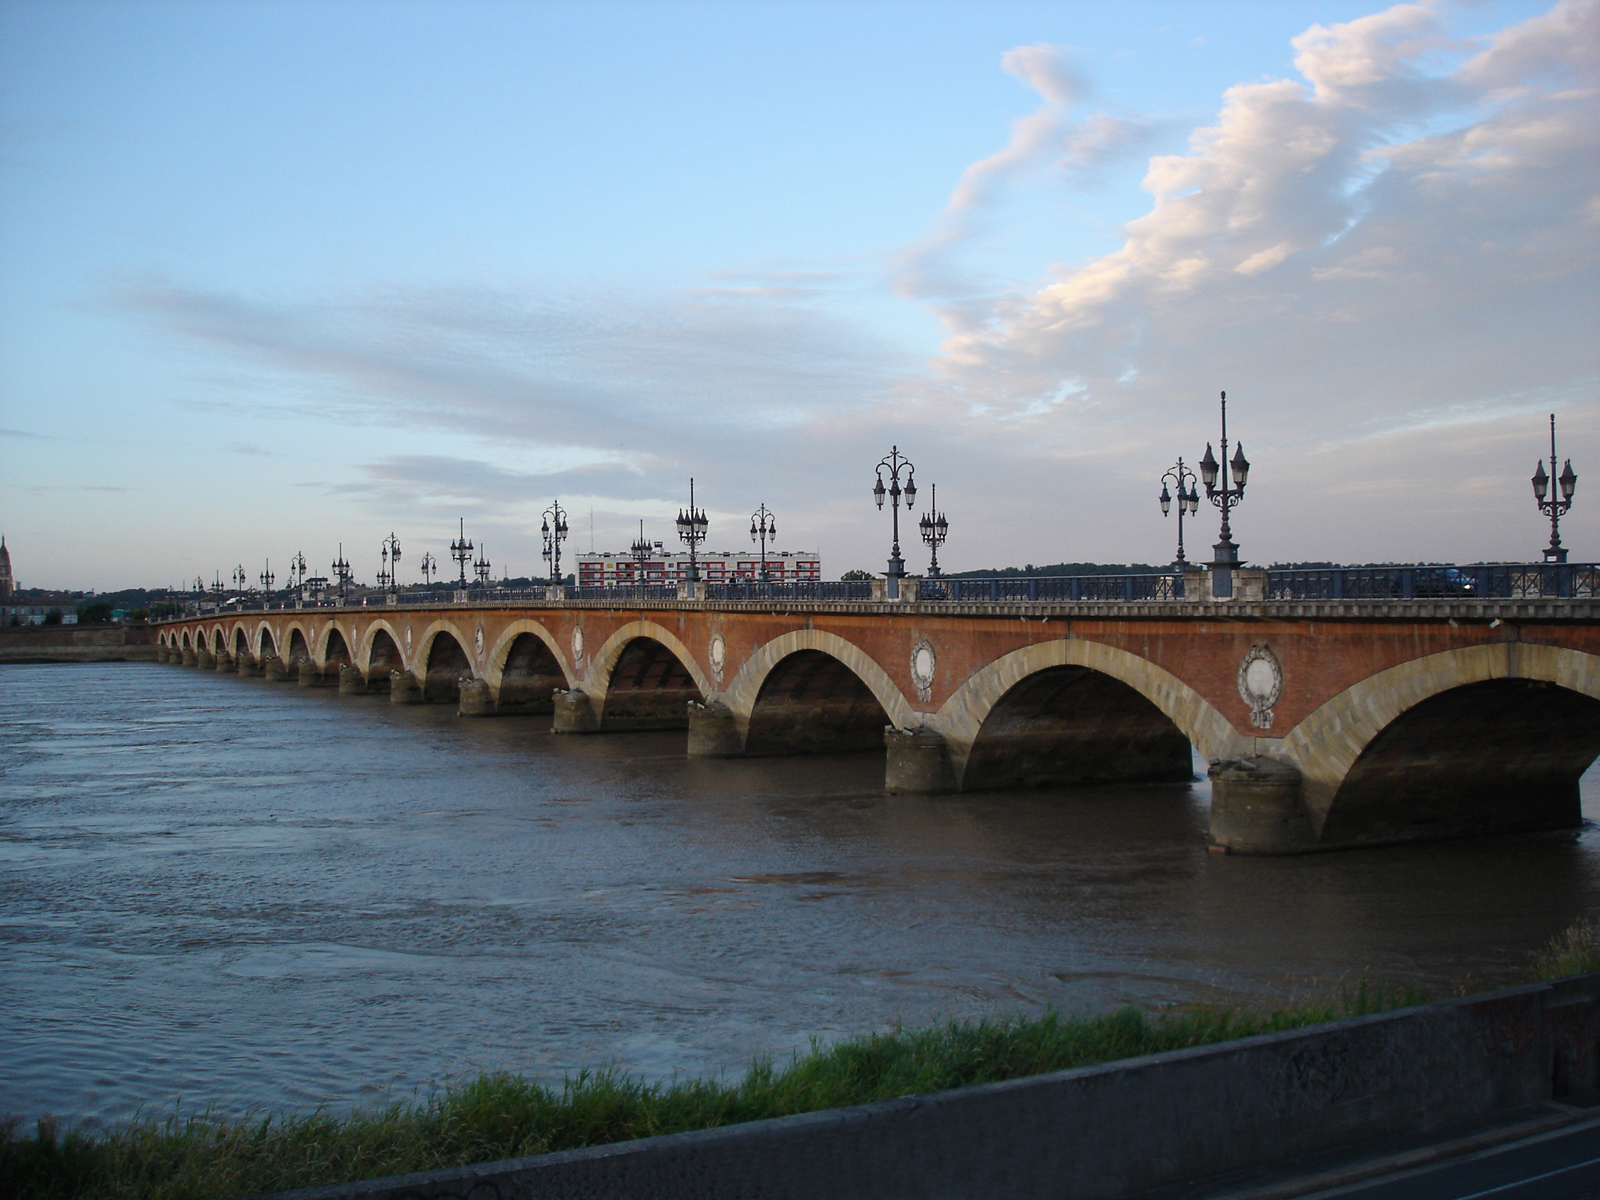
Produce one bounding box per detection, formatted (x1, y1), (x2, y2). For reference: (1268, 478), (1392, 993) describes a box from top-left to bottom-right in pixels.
(196, 648), (215, 670)
(214, 652), (234, 672)
(261, 654), (288, 681)
(458, 678), (494, 716)
(1208, 757), (1314, 854)
(885, 727), (958, 793)
(553, 689), (600, 733)
(687, 701), (743, 756)
(389, 670), (423, 703)
(236, 654), (261, 676)
(338, 665), (368, 694)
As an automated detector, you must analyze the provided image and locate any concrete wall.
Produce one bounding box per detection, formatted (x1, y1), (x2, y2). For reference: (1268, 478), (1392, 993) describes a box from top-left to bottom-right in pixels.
(0, 624), (159, 663)
(261, 974), (1600, 1200)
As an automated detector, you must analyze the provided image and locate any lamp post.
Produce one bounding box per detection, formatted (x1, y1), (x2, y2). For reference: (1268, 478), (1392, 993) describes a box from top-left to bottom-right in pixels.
(1532, 413), (1578, 564)
(675, 478), (708, 582)
(630, 521), (653, 593)
(379, 533), (402, 593)
(872, 445), (917, 585)
(332, 545), (353, 604)
(917, 483), (948, 577)
(210, 572), (226, 604)
(1198, 392), (1250, 567)
(232, 564), (248, 596)
(290, 551), (307, 603)
(450, 519), (473, 586)
(473, 544), (492, 589)
(749, 504), (776, 582)
(259, 560), (275, 606)
(541, 500), (569, 586)
(420, 551), (437, 587)
(1159, 458), (1201, 566)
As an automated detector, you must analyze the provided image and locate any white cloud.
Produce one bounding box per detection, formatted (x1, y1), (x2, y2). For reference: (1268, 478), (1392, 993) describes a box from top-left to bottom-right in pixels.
(922, 0), (1599, 477)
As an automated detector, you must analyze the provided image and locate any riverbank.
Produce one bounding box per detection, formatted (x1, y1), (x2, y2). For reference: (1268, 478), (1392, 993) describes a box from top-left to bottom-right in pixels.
(12, 918), (1598, 1200)
(0, 983), (1455, 1200)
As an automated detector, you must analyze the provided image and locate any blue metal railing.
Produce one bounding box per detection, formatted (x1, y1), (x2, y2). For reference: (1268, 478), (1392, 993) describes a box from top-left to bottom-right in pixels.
(1265, 563), (1598, 601)
(704, 580), (874, 602)
(919, 573), (1184, 603)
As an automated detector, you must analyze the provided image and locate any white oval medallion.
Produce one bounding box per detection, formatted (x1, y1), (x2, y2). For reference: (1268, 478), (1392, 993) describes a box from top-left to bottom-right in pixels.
(910, 638), (937, 703)
(474, 626), (485, 657)
(709, 633), (726, 673)
(1237, 643), (1283, 730)
(404, 624), (413, 650)
(571, 625), (585, 662)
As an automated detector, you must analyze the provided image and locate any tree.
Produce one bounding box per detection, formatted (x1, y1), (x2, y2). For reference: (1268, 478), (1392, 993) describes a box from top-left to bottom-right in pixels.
(77, 601), (113, 625)
(840, 569), (874, 581)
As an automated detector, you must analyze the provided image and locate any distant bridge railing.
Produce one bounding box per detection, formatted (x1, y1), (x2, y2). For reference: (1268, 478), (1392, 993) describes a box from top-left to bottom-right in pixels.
(1264, 563), (1599, 601)
(163, 562), (1598, 619)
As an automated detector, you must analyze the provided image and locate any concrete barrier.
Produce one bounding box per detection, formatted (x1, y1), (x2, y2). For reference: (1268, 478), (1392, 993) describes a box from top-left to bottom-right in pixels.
(259, 974), (1600, 1200)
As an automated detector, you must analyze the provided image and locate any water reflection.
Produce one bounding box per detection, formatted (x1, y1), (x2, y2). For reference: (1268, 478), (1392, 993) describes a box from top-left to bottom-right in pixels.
(2, 662), (1597, 1127)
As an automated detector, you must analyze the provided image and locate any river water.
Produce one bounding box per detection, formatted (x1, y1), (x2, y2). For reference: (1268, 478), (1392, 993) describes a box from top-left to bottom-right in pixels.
(4, 662), (1600, 1128)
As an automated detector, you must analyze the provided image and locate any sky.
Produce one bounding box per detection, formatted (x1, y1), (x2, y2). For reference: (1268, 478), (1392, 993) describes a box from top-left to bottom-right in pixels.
(1, 0), (1595, 591)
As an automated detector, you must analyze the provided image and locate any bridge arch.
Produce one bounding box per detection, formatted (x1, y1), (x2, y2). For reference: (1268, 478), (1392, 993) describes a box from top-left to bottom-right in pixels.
(722, 629), (917, 747)
(486, 620), (573, 713)
(588, 621), (711, 730)
(256, 623), (278, 661)
(283, 623), (312, 665)
(356, 620), (404, 686)
(1283, 643), (1600, 845)
(934, 639), (1244, 788)
(415, 619), (475, 703)
(319, 624), (352, 671)
(232, 624), (251, 660)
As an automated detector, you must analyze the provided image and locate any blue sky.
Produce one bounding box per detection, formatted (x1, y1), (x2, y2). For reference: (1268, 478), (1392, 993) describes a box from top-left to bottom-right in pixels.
(2, 0), (1595, 590)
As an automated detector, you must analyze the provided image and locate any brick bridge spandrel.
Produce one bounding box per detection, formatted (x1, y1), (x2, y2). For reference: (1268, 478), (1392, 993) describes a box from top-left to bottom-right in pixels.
(157, 599), (1600, 856)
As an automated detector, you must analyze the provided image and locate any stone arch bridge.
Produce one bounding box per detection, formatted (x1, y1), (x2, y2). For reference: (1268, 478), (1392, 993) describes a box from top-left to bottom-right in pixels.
(157, 590), (1600, 855)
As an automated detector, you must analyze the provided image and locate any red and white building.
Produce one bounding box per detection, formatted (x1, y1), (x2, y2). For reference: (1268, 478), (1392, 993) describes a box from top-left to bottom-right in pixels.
(576, 545), (820, 587)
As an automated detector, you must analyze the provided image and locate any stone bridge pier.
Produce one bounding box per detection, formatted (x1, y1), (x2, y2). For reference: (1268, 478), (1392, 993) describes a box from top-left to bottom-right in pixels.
(157, 594), (1600, 854)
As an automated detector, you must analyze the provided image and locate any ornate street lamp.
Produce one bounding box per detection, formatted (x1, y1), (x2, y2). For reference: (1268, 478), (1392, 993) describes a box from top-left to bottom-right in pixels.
(873, 445), (917, 582)
(675, 478), (708, 582)
(259, 560), (275, 597)
(1159, 457), (1201, 566)
(450, 519), (473, 586)
(1532, 413), (1579, 564)
(541, 500), (570, 586)
(232, 564), (248, 596)
(290, 551), (307, 602)
(420, 551), (437, 586)
(630, 520), (654, 591)
(379, 533), (402, 593)
(1198, 392), (1250, 567)
(210, 572), (226, 604)
(332, 544), (353, 603)
(749, 504), (776, 581)
(473, 544), (492, 588)
(917, 483), (948, 577)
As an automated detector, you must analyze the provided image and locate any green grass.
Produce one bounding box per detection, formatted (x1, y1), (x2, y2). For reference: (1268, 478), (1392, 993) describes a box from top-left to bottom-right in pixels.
(1, 987), (1423, 1200)
(1532, 918), (1600, 980)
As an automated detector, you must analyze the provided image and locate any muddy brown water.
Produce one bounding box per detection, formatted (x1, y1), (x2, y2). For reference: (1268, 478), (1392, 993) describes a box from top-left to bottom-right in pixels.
(3, 662), (1598, 1127)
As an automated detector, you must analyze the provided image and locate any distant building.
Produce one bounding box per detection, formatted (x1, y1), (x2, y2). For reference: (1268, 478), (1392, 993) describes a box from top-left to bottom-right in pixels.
(0, 538), (77, 624)
(576, 545), (820, 587)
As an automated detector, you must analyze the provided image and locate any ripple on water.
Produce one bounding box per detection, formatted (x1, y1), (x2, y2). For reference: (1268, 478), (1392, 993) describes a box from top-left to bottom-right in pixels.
(1, 662), (1598, 1125)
